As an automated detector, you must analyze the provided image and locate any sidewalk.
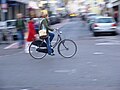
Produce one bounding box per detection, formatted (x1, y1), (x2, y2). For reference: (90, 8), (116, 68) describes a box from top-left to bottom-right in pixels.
(0, 18), (69, 56)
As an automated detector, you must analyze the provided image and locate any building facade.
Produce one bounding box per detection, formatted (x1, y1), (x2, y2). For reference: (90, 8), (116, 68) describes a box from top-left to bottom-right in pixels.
(0, 0), (29, 21)
(110, 0), (120, 21)
(78, 0), (105, 14)
(88, 0), (105, 14)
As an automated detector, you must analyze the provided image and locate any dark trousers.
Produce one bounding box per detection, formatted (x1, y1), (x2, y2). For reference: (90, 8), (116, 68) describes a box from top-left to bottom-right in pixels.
(114, 17), (118, 23)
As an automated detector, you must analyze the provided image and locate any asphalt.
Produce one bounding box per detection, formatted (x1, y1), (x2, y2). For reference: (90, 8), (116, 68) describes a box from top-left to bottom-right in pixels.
(0, 18), (120, 90)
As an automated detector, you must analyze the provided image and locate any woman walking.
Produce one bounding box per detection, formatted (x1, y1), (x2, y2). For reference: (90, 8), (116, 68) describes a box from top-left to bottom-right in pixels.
(25, 18), (36, 53)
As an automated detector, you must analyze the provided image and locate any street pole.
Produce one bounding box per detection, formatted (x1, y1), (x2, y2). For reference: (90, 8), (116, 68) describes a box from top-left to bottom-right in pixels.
(118, 4), (120, 24)
(1, 0), (7, 21)
(47, 0), (49, 16)
(1, 0), (8, 42)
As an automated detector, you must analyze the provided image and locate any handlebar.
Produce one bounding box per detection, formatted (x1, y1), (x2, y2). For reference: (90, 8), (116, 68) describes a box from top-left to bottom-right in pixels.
(54, 28), (62, 34)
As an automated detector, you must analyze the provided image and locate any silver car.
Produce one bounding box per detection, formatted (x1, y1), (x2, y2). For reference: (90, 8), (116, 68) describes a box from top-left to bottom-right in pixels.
(0, 20), (17, 40)
(92, 16), (118, 36)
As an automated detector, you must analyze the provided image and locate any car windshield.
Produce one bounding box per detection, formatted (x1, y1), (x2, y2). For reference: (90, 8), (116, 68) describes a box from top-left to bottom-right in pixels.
(96, 18), (114, 23)
(34, 18), (42, 23)
(7, 21), (16, 27)
(88, 14), (97, 17)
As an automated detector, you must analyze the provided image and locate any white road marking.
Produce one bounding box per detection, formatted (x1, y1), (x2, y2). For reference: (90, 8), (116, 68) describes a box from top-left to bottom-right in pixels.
(4, 42), (18, 49)
(93, 52), (104, 55)
(68, 69), (76, 75)
(93, 36), (118, 39)
(20, 89), (29, 90)
(54, 70), (71, 73)
(94, 36), (120, 46)
(86, 62), (93, 64)
(54, 69), (76, 74)
(92, 79), (98, 81)
(95, 42), (120, 45)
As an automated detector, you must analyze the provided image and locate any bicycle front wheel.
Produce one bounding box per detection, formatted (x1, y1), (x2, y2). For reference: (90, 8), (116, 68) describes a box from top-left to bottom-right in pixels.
(58, 39), (77, 58)
(29, 40), (47, 59)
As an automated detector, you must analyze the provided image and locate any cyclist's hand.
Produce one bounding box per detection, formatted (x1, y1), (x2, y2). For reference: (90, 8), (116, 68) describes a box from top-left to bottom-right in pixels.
(34, 34), (39, 39)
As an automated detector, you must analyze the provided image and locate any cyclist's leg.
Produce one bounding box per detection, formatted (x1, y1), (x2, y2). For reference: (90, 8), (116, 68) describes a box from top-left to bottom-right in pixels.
(49, 32), (54, 42)
(45, 37), (52, 55)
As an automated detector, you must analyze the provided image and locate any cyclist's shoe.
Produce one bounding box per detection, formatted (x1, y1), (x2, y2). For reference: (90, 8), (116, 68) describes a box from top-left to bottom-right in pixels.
(50, 45), (53, 48)
(51, 46), (53, 50)
(50, 53), (55, 56)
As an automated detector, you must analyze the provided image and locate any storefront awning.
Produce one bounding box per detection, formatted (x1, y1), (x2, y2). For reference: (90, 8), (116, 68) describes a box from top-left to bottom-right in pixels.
(8, 0), (29, 4)
(27, 1), (39, 9)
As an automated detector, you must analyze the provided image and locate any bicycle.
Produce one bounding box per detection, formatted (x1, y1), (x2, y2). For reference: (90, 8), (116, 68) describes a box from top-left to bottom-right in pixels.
(29, 29), (77, 59)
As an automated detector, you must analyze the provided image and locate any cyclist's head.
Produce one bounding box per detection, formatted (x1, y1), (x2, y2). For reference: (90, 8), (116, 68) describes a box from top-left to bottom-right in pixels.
(41, 14), (48, 18)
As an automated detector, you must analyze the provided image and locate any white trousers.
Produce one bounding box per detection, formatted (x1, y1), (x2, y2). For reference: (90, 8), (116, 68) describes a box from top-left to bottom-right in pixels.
(24, 41), (32, 53)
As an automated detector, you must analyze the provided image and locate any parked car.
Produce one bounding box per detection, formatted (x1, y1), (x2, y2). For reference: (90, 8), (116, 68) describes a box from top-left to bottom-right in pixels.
(49, 14), (61, 25)
(0, 20), (17, 40)
(91, 16), (118, 36)
(69, 13), (78, 18)
(86, 13), (98, 22)
(6, 19), (18, 40)
(0, 21), (6, 41)
(88, 15), (101, 31)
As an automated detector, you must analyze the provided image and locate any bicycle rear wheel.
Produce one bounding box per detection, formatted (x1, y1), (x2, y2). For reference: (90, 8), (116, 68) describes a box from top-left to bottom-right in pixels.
(29, 40), (47, 59)
(58, 39), (77, 58)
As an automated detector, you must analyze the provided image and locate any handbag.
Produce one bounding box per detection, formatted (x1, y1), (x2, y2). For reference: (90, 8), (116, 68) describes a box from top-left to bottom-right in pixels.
(39, 30), (47, 39)
(38, 19), (48, 39)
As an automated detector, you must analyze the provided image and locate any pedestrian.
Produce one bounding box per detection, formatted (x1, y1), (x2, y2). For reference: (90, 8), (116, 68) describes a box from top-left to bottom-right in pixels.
(16, 13), (26, 48)
(39, 14), (55, 56)
(34, 21), (39, 34)
(24, 17), (37, 53)
(114, 11), (119, 23)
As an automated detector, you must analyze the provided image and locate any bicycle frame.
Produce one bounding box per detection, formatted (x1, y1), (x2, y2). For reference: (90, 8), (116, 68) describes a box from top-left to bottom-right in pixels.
(29, 29), (77, 59)
(52, 30), (62, 48)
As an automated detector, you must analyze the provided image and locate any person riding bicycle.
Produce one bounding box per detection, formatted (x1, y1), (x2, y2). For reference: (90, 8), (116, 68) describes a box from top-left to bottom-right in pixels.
(39, 14), (55, 56)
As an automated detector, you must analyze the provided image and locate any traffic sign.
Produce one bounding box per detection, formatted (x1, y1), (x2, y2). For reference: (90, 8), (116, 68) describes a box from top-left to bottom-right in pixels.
(1, 4), (8, 12)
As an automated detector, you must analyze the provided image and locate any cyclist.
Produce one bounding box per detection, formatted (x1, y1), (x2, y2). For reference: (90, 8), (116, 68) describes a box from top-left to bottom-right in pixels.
(40, 14), (55, 56)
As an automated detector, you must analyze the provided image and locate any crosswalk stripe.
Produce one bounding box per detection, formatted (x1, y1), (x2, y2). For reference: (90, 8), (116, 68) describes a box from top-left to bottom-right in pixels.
(4, 42), (18, 49)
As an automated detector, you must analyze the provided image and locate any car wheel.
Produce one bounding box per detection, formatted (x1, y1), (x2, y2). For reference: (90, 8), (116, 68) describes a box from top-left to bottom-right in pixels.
(93, 32), (99, 37)
(112, 31), (118, 35)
